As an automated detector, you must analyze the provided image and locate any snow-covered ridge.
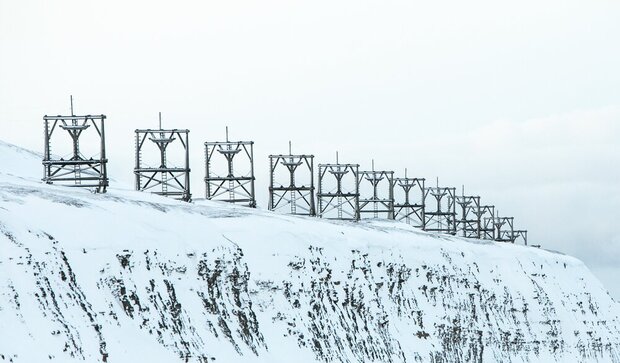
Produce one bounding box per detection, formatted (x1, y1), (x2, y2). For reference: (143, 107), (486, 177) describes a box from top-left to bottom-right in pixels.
(1, 140), (619, 362)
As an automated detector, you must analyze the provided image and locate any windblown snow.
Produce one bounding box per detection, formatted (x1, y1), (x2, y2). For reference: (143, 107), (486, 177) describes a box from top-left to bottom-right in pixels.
(0, 140), (619, 363)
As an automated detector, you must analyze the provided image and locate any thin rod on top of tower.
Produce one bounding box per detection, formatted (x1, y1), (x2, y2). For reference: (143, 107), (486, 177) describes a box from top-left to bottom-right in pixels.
(158, 112), (162, 130)
(70, 95), (74, 116)
(226, 126), (229, 142)
(289, 140), (292, 155)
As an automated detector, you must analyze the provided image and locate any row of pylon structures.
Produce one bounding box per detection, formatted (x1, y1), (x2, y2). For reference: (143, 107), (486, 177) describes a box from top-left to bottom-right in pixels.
(41, 99), (528, 245)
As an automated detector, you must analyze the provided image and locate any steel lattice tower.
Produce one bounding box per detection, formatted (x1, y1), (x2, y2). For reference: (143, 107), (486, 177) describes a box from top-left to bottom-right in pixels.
(489, 211), (515, 243)
(357, 160), (394, 219)
(392, 169), (425, 228)
(268, 142), (315, 215)
(479, 205), (496, 239)
(455, 187), (483, 238)
(317, 152), (359, 220)
(134, 113), (191, 201)
(42, 96), (108, 193)
(204, 127), (256, 207)
(423, 178), (456, 235)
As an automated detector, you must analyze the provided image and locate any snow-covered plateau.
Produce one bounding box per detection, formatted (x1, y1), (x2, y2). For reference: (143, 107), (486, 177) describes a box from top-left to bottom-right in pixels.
(0, 140), (619, 363)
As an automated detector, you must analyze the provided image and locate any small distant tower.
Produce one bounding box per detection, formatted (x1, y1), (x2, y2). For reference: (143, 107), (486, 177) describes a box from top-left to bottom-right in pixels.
(392, 169), (425, 228)
(455, 186), (483, 238)
(512, 230), (528, 245)
(317, 152), (360, 220)
(423, 178), (457, 234)
(134, 113), (191, 201)
(204, 127), (256, 207)
(268, 141), (315, 215)
(357, 160), (394, 219)
(491, 211), (515, 243)
(479, 205), (496, 239)
(42, 96), (108, 192)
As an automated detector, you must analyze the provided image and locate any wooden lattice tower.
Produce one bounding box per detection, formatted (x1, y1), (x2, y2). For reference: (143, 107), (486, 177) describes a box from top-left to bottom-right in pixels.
(317, 152), (359, 220)
(204, 127), (256, 207)
(134, 113), (191, 201)
(268, 141), (315, 216)
(43, 96), (108, 193)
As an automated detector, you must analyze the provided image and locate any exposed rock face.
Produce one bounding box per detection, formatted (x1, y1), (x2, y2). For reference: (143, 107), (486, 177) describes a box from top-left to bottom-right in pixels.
(1, 141), (619, 362)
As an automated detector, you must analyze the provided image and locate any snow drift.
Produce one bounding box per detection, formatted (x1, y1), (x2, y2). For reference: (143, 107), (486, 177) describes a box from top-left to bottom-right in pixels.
(0, 140), (619, 362)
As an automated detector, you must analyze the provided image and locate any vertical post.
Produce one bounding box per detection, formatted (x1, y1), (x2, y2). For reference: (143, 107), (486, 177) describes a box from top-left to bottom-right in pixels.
(100, 115), (107, 193)
(185, 131), (191, 201)
(135, 131), (141, 191)
(268, 156), (274, 210)
(250, 142), (256, 207)
(495, 210), (499, 240)
(70, 95), (74, 116)
(159, 112), (162, 130)
(354, 164), (360, 221)
(420, 178), (426, 229)
(205, 143), (210, 199)
(43, 118), (50, 181)
(309, 156), (315, 216)
(388, 171), (394, 219)
(317, 166), (323, 215)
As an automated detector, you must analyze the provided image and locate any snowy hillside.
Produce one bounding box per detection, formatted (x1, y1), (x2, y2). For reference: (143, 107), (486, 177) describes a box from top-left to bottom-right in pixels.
(1, 140), (619, 363)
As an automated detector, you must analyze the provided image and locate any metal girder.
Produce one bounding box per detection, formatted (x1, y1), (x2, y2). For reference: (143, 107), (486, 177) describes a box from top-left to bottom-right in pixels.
(43, 115), (105, 121)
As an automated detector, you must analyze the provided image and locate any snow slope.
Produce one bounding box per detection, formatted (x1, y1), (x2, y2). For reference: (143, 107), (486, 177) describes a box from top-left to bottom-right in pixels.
(1, 140), (619, 362)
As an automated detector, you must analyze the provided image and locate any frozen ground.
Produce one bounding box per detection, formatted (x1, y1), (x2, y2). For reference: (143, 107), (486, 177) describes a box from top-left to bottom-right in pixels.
(0, 140), (619, 362)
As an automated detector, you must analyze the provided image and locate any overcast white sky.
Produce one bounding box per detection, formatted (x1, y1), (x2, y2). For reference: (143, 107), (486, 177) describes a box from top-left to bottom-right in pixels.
(1, 0), (619, 298)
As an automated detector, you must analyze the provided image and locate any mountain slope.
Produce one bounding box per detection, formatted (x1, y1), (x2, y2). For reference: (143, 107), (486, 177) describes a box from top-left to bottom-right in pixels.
(0, 140), (619, 362)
